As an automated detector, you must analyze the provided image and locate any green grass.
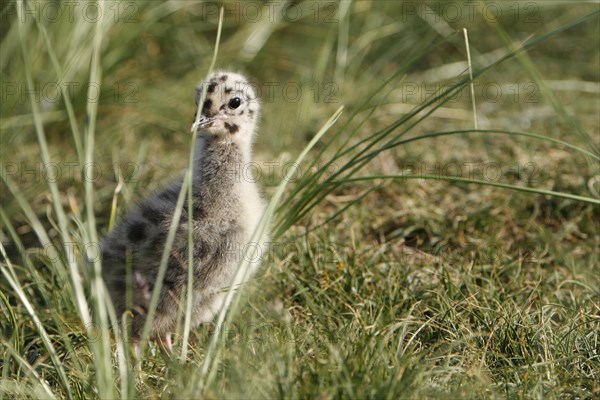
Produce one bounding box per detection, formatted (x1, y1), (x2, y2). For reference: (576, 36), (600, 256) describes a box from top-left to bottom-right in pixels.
(1, 1), (599, 398)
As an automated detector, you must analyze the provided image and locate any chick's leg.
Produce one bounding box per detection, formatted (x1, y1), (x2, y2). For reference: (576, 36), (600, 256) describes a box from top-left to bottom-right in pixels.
(160, 333), (172, 352)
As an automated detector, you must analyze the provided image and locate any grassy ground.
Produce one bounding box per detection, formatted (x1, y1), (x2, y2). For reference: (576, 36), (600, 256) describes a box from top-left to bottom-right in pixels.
(1, 1), (599, 398)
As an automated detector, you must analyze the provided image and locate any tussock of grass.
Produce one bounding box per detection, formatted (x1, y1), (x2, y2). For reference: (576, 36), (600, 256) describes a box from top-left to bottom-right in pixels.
(1, 1), (599, 398)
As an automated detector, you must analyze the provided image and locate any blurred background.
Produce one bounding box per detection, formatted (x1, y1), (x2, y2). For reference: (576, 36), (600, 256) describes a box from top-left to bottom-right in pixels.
(2, 1), (598, 228)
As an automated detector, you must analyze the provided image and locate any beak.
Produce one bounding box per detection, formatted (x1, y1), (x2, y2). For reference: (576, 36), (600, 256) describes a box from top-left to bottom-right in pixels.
(190, 116), (213, 133)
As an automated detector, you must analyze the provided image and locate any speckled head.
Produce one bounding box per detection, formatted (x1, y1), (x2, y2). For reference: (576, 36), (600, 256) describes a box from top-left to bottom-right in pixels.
(192, 71), (259, 142)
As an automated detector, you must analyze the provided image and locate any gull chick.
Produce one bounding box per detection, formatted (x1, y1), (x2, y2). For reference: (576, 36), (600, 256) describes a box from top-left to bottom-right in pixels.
(101, 71), (267, 350)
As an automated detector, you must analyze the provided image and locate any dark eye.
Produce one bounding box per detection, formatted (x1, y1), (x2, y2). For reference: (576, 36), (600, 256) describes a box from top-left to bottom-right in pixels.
(228, 97), (241, 109)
